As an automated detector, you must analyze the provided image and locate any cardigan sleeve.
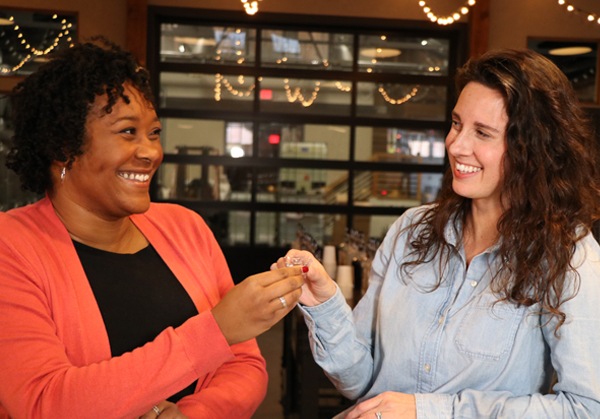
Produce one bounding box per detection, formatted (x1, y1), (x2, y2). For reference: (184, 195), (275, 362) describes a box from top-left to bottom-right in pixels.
(176, 212), (268, 418)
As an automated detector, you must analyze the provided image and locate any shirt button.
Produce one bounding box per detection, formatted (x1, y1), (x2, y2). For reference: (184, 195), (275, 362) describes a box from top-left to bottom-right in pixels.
(438, 317), (444, 324)
(470, 280), (478, 287)
(424, 363), (431, 372)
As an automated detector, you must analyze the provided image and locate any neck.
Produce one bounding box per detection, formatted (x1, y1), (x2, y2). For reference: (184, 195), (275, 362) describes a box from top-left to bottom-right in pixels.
(49, 190), (147, 254)
(463, 199), (504, 265)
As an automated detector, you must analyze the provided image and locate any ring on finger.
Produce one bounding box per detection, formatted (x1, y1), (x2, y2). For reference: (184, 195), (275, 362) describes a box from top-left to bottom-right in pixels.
(375, 412), (382, 419)
(153, 406), (161, 417)
(279, 296), (288, 309)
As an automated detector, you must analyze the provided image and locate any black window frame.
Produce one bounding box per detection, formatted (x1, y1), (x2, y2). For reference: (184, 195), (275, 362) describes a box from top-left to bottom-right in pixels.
(147, 6), (468, 248)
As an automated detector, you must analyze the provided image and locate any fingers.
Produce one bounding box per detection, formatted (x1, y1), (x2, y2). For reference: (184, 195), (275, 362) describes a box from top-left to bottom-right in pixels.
(270, 287), (303, 312)
(256, 265), (305, 287)
(345, 395), (382, 419)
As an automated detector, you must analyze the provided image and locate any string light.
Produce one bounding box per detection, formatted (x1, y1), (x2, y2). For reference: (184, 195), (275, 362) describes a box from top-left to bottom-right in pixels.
(241, 0), (259, 15)
(557, 1), (600, 25)
(284, 80), (320, 107)
(378, 86), (419, 105)
(1, 16), (74, 75)
(418, 0), (474, 25)
(335, 82), (351, 92)
(214, 74), (255, 101)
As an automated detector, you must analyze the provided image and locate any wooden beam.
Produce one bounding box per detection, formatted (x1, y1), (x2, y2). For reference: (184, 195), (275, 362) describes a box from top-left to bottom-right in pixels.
(469, 0), (490, 59)
(126, 0), (148, 66)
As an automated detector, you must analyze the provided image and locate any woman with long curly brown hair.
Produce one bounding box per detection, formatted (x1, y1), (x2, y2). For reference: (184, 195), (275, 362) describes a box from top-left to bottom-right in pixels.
(275, 49), (600, 418)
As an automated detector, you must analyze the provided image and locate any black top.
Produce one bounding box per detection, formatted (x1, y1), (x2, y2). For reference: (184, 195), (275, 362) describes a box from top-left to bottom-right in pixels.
(73, 240), (199, 403)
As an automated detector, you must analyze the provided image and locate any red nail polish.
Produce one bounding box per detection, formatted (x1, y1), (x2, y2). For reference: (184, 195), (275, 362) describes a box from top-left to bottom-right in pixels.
(302, 266), (309, 273)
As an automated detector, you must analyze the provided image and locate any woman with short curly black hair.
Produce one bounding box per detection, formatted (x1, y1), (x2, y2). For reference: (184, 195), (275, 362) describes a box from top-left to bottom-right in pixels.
(0, 38), (305, 419)
(275, 49), (600, 419)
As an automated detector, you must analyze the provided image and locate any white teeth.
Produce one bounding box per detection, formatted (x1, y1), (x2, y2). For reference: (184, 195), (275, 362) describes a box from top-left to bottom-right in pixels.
(456, 163), (482, 174)
(119, 173), (150, 182)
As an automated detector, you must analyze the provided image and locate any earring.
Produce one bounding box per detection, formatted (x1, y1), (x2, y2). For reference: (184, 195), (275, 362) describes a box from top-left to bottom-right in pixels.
(60, 166), (66, 186)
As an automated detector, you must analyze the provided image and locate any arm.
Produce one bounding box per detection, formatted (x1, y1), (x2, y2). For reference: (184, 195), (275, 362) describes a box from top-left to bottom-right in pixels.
(290, 217), (401, 400)
(0, 238), (234, 419)
(177, 228), (268, 418)
(0, 207), (295, 419)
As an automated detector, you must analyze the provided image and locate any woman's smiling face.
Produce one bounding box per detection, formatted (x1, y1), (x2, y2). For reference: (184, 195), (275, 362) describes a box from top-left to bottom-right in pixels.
(62, 83), (163, 221)
(445, 81), (509, 208)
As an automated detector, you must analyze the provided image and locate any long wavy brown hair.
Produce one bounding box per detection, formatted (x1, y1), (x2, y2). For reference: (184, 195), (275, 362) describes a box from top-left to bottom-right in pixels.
(401, 49), (600, 335)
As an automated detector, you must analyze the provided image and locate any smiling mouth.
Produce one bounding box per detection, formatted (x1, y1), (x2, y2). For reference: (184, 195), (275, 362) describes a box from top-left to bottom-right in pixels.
(118, 172), (150, 182)
(455, 163), (482, 174)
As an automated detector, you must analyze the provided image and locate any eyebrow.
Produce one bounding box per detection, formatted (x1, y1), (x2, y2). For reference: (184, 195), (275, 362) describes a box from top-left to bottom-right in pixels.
(452, 111), (501, 134)
(109, 115), (161, 125)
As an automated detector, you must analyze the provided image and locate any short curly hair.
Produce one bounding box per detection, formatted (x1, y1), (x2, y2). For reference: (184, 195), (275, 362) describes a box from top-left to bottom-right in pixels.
(6, 36), (155, 194)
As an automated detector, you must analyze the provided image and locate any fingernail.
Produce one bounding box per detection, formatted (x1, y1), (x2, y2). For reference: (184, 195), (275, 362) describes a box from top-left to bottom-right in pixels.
(302, 266), (309, 273)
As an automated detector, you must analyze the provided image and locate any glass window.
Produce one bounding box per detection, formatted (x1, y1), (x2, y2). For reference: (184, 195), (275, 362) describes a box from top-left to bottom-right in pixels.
(153, 13), (462, 251)
(160, 24), (256, 66)
(358, 35), (450, 76)
(255, 167), (348, 203)
(353, 170), (442, 206)
(225, 210), (252, 245)
(259, 77), (352, 115)
(161, 118), (251, 155)
(356, 82), (447, 120)
(353, 214), (401, 240)
(156, 162), (252, 202)
(355, 126), (446, 163)
(258, 123), (350, 160)
(261, 29), (353, 71)
(160, 72), (255, 111)
(257, 212), (347, 247)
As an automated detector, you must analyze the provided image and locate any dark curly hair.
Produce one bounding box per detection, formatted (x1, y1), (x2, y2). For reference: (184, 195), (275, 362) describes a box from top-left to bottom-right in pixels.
(401, 49), (600, 335)
(6, 36), (155, 194)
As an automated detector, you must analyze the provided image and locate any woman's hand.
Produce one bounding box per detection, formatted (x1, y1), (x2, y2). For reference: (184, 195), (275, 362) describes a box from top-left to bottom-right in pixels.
(271, 250), (337, 307)
(212, 266), (305, 345)
(344, 392), (416, 419)
(139, 400), (189, 419)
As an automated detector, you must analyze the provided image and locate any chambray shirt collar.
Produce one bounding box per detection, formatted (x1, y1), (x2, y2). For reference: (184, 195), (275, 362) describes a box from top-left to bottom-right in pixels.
(443, 213), (501, 255)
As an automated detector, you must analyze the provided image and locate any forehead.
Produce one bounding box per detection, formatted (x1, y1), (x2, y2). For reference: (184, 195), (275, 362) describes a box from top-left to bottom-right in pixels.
(455, 82), (508, 125)
(87, 83), (154, 121)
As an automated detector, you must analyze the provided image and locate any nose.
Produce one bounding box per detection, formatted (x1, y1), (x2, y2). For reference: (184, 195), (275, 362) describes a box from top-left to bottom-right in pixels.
(446, 128), (471, 157)
(136, 137), (163, 164)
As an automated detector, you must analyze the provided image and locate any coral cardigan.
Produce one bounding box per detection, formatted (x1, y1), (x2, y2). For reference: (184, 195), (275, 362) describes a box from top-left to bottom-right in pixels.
(0, 197), (267, 419)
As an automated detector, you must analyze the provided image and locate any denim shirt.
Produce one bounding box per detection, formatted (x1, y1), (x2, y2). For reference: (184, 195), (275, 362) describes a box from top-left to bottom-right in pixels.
(300, 206), (600, 418)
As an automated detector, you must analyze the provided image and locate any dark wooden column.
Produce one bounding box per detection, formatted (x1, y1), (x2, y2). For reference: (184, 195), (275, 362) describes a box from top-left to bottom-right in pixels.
(469, 0), (490, 58)
(126, 0), (148, 66)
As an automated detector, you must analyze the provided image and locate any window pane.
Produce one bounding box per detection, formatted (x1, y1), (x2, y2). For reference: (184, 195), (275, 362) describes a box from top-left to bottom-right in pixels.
(356, 83), (446, 120)
(156, 162), (252, 202)
(225, 211), (252, 245)
(257, 212), (347, 247)
(352, 214), (401, 240)
(161, 118), (253, 156)
(355, 127), (446, 163)
(253, 168), (348, 203)
(358, 35), (450, 76)
(259, 77), (351, 116)
(261, 29), (353, 71)
(353, 170), (442, 205)
(258, 123), (350, 160)
(160, 72), (255, 111)
(161, 24), (255, 66)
